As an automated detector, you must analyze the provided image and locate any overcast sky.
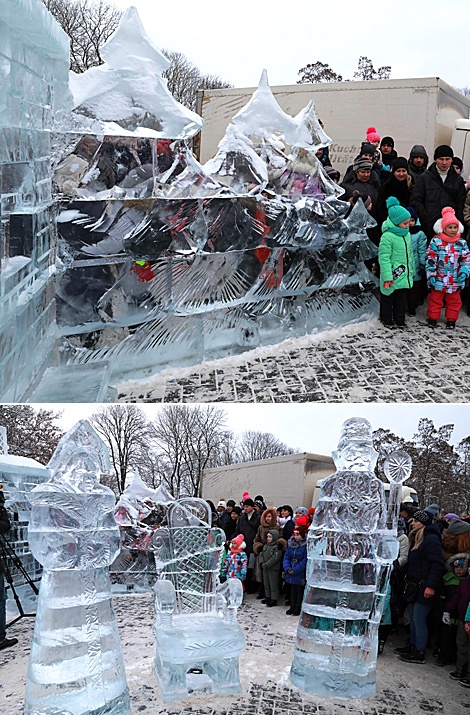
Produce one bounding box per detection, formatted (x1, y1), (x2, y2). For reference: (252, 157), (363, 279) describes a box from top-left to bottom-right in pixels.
(113, 0), (470, 90)
(41, 403), (470, 457)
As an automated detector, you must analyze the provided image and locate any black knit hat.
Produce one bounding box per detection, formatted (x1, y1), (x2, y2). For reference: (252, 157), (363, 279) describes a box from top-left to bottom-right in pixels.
(226, 499), (236, 507)
(391, 156), (408, 172)
(413, 510), (431, 526)
(381, 136), (395, 148)
(434, 145), (454, 160)
(243, 498), (255, 507)
(360, 142), (376, 157)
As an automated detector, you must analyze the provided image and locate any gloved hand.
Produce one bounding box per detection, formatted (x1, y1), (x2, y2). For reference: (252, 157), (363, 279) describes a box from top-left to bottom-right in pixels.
(442, 612), (451, 625)
(423, 587), (435, 599)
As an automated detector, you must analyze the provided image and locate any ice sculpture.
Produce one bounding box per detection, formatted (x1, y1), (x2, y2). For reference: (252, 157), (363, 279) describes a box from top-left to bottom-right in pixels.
(0, 426), (50, 617)
(111, 471), (174, 591)
(25, 420), (130, 715)
(0, 0), (71, 402)
(290, 418), (411, 699)
(152, 498), (244, 702)
(69, 6), (202, 140)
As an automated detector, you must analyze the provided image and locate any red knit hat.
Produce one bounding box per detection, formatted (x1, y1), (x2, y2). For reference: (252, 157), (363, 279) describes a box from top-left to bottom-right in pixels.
(441, 206), (459, 230)
(293, 524), (308, 538)
(366, 126), (380, 143)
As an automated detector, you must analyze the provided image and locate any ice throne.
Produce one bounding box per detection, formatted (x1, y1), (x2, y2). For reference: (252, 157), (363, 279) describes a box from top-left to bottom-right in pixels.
(152, 498), (244, 702)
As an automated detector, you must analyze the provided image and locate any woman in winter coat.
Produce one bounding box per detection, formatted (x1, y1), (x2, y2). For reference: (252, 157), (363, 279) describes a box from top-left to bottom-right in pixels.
(283, 525), (308, 616)
(378, 197), (415, 328)
(253, 508), (281, 598)
(396, 510), (445, 664)
(258, 530), (285, 607)
(376, 157), (413, 226)
(443, 557), (470, 682)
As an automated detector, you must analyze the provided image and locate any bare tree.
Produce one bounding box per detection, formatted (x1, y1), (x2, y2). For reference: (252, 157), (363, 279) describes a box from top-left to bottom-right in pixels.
(297, 61), (343, 84)
(353, 56), (391, 81)
(372, 427), (407, 480)
(153, 405), (232, 497)
(162, 49), (232, 110)
(456, 86), (470, 99)
(43, 0), (122, 73)
(235, 430), (296, 463)
(90, 405), (155, 495)
(0, 405), (64, 464)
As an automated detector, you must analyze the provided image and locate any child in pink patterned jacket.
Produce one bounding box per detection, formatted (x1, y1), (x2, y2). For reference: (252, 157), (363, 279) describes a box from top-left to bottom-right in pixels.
(426, 206), (470, 329)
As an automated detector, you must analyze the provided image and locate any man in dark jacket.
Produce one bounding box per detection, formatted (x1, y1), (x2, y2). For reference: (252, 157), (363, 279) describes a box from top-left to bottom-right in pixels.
(0, 489), (18, 650)
(235, 498), (261, 592)
(408, 144), (429, 183)
(410, 145), (466, 240)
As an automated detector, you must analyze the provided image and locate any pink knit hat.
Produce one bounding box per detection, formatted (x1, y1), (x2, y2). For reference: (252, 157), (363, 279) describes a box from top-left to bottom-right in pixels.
(366, 126), (380, 143)
(441, 206), (459, 230)
(242, 491), (252, 502)
(230, 534), (245, 549)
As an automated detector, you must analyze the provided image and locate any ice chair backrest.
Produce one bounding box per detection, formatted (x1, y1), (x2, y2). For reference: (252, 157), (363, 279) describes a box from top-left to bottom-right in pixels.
(153, 497), (225, 614)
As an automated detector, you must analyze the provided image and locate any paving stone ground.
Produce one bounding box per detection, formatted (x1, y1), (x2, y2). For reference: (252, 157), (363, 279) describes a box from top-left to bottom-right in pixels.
(1, 591), (468, 715)
(117, 306), (470, 403)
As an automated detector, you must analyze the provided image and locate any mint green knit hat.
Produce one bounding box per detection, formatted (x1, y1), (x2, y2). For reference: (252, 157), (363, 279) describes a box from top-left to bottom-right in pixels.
(386, 196), (411, 226)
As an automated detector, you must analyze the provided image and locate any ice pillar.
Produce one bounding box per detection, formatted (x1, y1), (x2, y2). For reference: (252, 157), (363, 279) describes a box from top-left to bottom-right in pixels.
(24, 420), (130, 715)
(290, 418), (410, 699)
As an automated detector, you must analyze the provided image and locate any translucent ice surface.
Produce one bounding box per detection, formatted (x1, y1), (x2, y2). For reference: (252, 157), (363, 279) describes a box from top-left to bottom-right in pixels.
(152, 498), (244, 702)
(69, 7), (203, 140)
(25, 420), (130, 715)
(290, 418), (411, 700)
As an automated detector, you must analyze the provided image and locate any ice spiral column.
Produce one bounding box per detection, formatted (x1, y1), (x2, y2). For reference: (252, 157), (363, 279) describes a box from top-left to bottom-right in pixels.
(290, 418), (410, 699)
(24, 420), (130, 715)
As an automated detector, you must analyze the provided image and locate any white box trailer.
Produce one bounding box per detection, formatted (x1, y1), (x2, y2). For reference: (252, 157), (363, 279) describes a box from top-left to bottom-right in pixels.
(201, 452), (335, 510)
(451, 118), (470, 178)
(195, 77), (470, 176)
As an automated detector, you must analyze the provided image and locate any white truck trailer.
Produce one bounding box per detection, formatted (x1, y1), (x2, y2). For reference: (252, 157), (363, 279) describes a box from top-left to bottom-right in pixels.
(201, 452), (335, 509)
(195, 77), (470, 176)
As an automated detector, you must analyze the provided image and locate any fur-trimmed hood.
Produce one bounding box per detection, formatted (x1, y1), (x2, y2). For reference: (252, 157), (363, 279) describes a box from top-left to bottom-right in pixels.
(445, 551), (470, 571)
(261, 508), (279, 528)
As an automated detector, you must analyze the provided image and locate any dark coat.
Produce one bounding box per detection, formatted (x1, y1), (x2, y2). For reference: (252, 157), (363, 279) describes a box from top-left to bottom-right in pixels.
(406, 524), (445, 605)
(0, 497), (11, 575)
(410, 163), (467, 239)
(282, 517), (295, 541)
(223, 515), (239, 543)
(340, 169), (381, 214)
(377, 175), (412, 226)
(283, 535), (308, 585)
(446, 576), (470, 621)
(235, 510), (261, 554)
(408, 145), (429, 183)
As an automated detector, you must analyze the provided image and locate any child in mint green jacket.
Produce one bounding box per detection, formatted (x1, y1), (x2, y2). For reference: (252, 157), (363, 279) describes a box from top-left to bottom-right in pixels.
(378, 196), (415, 329)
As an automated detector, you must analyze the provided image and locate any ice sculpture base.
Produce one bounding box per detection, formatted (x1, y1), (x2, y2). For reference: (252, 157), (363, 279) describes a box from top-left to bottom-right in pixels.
(290, 651), (376, 700)
(154, 615), (244, 703)
(25, 689), (131, 715)
(32, 290), (377, 401)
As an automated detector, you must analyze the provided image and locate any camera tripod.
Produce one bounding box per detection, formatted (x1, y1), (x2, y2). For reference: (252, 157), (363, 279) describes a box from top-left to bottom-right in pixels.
(0, 532), (38, 626)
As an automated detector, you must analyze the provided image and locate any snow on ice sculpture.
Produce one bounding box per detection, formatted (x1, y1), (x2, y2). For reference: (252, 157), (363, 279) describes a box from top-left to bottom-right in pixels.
(25, 420), (130, 715)
(69, 6), (202, 140)
(111, 471), (174, 590)
(152, 497), (244, 702)
(290, 418), (410, 700)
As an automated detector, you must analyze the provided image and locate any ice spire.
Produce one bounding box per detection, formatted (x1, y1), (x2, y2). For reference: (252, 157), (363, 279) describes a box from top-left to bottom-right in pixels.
(69, 6), (203, 139)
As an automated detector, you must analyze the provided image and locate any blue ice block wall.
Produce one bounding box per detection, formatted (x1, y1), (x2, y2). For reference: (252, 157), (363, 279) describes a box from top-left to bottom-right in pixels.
(0, 0), (70, 400)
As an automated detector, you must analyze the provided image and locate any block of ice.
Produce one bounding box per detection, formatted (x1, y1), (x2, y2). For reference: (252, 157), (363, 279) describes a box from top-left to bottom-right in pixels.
(25, 420), (130, 715)
(152, 498), (244, 702)
(290, 418), (410, 700)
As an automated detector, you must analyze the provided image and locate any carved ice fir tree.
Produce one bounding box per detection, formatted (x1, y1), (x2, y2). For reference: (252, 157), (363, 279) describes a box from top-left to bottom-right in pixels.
(290, 418), (410, 699)
(25, 420), (130, 715)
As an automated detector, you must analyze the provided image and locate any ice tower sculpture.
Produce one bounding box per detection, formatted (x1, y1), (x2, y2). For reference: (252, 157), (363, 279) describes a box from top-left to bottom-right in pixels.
(0, 0), (71, 401)
(24, 420), (130, 715)
(152, 498), (244, 702)
(290, 418), (411, 699)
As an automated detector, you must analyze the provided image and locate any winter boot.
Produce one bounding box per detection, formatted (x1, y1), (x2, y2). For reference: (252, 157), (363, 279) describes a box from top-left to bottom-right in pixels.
(446, 320), (456, 329)
(400, 649), (426, 664)
(267, 600), (277, 607)
(394, 643), (412, 656)
(427, 318), (437, 328)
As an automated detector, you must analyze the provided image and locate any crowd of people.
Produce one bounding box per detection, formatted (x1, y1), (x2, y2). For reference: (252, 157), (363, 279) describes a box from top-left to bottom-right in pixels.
(324, 127), (470, 329)
(212, 494), (470, 689)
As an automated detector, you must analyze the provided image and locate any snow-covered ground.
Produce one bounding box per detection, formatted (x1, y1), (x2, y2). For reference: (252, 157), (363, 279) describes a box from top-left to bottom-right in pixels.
(1, 591), (468, 715)
(116, 305), (470, 403)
